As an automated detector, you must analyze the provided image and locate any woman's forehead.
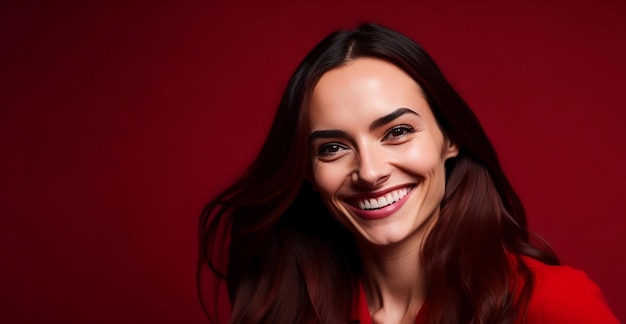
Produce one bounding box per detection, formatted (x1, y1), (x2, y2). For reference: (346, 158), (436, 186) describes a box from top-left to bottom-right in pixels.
(308, 58), (432, 128)
(312, 58), (422, 99)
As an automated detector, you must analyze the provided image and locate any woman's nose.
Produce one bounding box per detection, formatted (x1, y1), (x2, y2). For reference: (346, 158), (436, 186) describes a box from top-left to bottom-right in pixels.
(351, 146), (391, 188)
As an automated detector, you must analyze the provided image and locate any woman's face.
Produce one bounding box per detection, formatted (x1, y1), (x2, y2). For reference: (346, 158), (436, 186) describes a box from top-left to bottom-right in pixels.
(308, 58), (458, 246)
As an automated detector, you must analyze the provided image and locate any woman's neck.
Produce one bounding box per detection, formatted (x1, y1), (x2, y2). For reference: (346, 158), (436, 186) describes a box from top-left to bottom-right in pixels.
(357, 221), (433, 324)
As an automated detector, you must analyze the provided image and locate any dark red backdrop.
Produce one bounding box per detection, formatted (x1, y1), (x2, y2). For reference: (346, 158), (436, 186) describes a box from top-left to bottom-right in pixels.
(1, 1), (624, 323)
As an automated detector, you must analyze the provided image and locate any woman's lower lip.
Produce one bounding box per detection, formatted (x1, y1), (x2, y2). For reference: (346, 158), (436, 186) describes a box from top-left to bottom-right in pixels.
(345, 188), (414, 220)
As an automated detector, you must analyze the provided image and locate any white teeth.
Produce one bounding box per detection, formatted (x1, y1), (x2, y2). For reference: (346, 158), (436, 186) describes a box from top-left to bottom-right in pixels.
(355, 187), (412, 210)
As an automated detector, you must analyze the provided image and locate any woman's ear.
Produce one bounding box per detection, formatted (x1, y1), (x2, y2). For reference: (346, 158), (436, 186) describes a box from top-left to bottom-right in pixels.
(443, 139), (459, 160)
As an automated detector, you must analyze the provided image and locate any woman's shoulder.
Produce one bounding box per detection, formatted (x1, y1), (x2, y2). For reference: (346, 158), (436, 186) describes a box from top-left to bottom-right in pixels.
(521, 256), (619, 323)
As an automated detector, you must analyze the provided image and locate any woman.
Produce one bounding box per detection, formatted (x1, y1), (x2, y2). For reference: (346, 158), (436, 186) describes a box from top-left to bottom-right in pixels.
(198, 23), (617, 323)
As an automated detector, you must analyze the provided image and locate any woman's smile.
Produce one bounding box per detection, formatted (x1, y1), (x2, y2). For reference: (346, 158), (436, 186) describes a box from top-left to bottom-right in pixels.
(343, 184), (416, 220)
(353, 185), (414, 210)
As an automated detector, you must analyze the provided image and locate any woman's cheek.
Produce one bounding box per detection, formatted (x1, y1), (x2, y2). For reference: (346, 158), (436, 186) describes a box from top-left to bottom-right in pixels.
(400, 140), (441, 168)
(314, 157), (351, 190)
(312, 163), (337, 196)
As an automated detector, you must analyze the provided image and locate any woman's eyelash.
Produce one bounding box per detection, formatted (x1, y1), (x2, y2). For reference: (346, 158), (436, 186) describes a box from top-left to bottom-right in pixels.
(316, 143), (347, 156)
(384, 125), (416, 139)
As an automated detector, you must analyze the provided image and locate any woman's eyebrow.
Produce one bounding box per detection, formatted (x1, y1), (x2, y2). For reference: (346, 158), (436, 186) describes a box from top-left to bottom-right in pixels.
(369, 107), (420, 131)
(309, 130), (349, 142)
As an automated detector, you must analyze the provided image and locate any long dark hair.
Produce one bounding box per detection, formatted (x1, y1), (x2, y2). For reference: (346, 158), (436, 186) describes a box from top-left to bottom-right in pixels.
(199, 23), (558, 323)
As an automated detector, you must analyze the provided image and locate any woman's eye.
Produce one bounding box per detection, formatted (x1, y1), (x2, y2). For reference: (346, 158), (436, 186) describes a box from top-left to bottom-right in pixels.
(384, 125), (415, 140)
(317, 143), (347, 156)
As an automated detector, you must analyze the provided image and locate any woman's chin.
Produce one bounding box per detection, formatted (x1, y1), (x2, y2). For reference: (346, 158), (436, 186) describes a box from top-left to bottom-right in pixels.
(356, 227), (415, 247)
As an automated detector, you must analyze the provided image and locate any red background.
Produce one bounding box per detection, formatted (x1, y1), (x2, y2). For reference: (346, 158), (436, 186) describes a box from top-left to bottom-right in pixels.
(1, 1), (624, 323)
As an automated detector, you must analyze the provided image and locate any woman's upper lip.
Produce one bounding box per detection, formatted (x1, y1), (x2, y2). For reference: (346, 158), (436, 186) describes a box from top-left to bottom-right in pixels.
(344, 184), (416, 200)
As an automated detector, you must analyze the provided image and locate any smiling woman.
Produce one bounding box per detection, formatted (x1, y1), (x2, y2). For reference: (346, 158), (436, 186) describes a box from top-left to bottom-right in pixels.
(198, 24), (618, 323)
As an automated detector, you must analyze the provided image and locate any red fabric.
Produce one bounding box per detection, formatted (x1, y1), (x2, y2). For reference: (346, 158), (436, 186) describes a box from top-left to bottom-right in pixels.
(351, 256), (618, 323)
(522, 256), (619, 323)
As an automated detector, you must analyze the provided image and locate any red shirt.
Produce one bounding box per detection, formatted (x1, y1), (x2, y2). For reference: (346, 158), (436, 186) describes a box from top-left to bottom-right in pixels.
(351, 256), (618, 323)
